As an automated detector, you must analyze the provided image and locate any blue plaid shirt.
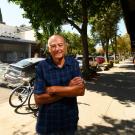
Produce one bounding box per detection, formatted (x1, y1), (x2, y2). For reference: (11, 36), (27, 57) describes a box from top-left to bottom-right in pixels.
(34, 56), (81, 134)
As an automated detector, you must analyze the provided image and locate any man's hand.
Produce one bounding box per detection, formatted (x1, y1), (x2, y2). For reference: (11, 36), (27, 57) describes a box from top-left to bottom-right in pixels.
(46, 77), (85, 97)
(46, 86), (56, 95)
(69, 77), (84, 86)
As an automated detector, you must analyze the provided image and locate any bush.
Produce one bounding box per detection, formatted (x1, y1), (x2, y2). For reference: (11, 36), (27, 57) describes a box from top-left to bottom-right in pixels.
(82, 67), (97, 80)
(114, 60), (119, 64)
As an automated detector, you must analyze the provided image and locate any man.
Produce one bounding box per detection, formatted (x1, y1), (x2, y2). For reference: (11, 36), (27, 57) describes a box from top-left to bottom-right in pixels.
(34, 34), (85, 135)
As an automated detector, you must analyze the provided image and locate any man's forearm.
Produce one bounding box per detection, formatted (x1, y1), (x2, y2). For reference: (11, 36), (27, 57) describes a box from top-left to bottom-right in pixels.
(47, 84), (85, 97)
(34, 93), (63, 106)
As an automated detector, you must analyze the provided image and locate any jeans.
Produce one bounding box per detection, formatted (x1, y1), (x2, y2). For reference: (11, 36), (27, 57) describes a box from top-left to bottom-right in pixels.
(38, 131), (75, 135)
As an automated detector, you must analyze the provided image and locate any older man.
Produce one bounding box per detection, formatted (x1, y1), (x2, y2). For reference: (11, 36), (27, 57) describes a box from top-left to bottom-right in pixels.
(34, 34), (85, 135)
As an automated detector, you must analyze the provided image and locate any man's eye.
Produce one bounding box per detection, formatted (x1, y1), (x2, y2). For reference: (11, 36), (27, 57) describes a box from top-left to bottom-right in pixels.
(58, 44), (64, 47)
(50, 45), (56, 48)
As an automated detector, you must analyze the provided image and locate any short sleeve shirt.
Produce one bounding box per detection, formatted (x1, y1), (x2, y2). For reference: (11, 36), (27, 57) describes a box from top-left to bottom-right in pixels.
(34, 56), (81, 134)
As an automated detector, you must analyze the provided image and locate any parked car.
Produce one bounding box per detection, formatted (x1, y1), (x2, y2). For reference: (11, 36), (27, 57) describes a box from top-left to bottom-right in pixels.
(75, 55), (98, 70)
(95, 56), (105, 64)
(4, 57), (45, 85)
(108, 56), (114, 61)
(77, 59), (83, 70)
(75, 55), (83, 69)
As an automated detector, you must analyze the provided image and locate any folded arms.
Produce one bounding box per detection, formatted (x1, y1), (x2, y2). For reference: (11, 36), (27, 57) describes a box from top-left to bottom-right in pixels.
(34, 77), (85, 105)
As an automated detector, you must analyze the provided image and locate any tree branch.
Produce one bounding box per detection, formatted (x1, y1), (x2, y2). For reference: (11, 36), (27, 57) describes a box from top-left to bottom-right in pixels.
(65, 18), (82, 34)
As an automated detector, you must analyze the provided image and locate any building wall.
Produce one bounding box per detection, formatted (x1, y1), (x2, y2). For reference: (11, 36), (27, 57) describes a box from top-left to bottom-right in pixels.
(0, 23), (37, 63)
(0, 43), (30, 63)
(17, 30), (36, 41)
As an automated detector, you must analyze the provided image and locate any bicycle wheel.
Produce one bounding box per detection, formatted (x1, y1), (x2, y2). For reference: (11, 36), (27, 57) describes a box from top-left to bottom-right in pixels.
(28, 91), (38, 112)
(9, 86), (29, 107)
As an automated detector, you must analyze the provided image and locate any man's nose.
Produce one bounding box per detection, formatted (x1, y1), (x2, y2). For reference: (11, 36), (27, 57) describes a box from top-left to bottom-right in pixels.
(55, 45), (60, 50)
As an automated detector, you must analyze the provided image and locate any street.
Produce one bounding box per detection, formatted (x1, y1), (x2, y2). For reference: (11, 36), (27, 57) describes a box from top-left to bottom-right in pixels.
(0, 58), (135, 135)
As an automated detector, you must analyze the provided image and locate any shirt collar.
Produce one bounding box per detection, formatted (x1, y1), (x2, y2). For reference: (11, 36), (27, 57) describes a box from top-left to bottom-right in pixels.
(46, 56), (72, 70)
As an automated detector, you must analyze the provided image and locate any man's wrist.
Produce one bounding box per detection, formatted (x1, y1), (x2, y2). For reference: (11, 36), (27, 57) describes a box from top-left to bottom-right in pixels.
(47, 87), (56, 95)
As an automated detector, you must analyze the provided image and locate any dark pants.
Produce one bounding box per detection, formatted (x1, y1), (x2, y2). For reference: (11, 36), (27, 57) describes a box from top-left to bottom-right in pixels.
(38, 131), (75, 135)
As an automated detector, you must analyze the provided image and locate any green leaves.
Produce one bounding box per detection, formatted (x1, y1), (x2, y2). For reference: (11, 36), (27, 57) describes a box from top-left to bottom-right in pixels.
(8, 0), (123, 79)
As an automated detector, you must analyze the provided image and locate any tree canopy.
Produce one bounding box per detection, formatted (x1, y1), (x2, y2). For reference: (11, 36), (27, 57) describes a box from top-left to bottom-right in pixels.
(90, 1), (122, 62)
(9, 0), (122, 79)
(117, 34), (131, 58)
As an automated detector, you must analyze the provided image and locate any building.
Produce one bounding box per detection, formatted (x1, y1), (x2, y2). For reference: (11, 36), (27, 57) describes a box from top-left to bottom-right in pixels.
(0, 9), (37, 63)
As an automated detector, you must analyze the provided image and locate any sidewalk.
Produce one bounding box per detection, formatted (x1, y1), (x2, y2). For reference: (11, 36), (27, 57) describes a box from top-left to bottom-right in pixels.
(77, 59), (135, 134)
(0, 59), (135, 135)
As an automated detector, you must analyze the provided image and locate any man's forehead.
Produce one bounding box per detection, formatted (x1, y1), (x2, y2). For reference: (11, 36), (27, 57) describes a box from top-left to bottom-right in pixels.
(48, 35), (64, 42)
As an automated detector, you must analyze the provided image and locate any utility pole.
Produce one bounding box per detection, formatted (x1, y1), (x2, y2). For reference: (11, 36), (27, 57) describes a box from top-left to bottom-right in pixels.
(0, 8), (3, 23)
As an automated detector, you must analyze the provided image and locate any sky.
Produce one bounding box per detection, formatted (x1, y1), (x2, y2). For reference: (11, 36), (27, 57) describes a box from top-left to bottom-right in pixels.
(0, 0), (127, 35)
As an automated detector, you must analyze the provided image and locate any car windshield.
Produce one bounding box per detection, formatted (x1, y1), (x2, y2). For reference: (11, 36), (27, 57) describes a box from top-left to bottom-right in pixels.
(15, 59), (33, 68)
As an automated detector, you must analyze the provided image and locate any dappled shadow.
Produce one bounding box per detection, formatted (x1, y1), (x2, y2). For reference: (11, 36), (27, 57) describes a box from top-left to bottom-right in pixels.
(76, 116), (135, 135)
(13, 130), (31, 135)
(86, 65), (135, 105)
(12, 124), (37, 135)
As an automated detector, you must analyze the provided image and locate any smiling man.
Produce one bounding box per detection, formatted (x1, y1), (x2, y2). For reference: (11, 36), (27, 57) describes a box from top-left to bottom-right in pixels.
(34, 34), (85, 135)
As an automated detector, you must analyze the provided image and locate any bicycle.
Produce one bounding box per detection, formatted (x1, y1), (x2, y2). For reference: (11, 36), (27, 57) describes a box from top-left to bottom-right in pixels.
(9, 78), (38, 112)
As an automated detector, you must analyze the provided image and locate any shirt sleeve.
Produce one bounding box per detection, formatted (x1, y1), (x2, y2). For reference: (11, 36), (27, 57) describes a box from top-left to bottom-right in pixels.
(34, 62), (46, 94)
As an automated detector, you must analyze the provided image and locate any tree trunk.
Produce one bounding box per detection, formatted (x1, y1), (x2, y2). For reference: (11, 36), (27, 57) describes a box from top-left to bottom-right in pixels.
(114, 33), (117, 62)
(105, 39), (109, 62)
(80, 0), (90, 80)
(81, 30), (89, 71)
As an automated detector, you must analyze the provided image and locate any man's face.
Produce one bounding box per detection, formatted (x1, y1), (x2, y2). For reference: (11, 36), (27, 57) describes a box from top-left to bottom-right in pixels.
(48, 36), (66, 61)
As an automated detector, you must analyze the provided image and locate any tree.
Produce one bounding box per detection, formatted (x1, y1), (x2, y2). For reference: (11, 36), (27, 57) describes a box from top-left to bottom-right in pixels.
(61, 32), (82, 55)
(9, 0), (118, 79)
(117, 34), (131, 59)
(90, 1), (122, 62)
(61, 32), (96, 55)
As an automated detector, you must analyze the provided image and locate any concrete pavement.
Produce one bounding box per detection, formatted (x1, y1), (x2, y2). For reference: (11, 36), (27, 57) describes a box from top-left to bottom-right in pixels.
(0, 58), (135, 135)
(0, 87), (11, 104)
(77, 58), (135, 134)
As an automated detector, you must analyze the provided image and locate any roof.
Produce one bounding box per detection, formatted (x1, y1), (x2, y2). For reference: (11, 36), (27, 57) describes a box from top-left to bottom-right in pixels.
(17, 26), (32, 32)
(0, 36), (36, 44)
(0, 23), (35, 42)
